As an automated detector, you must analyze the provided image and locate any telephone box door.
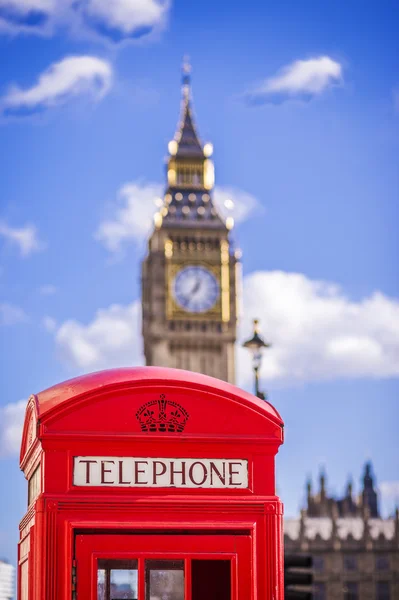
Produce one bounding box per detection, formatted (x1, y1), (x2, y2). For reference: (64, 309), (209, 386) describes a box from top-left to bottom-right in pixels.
(75, 532), (252, 600)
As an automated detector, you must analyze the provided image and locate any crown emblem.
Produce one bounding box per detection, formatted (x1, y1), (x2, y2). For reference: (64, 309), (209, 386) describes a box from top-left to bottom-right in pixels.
(136, 394), (189, 433)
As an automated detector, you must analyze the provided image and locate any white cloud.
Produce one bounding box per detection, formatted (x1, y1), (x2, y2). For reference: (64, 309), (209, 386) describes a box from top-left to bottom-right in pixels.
(237, 271), (399, 387)
(0, 0), (55, 15)
(0, 399), (26, 457)
(95, 182), (163, 254)
(213, 186), (262, 225)
(53, 270), (399, 387)
(0, 0), (170, 41)
(0, 220), (44, 256)
(244, 56), (342, 105)
(55, 300), (143, 370)
(95, 182), (261, 254)
(1, 55), (112, 116)
(38, 284), (57, 295)
(0, 303), (28, 325)
(0, 0), (58, 36)
(42, 316), (57, 332)
(81, 0), (169, 38)
(380, 481), (399, 499)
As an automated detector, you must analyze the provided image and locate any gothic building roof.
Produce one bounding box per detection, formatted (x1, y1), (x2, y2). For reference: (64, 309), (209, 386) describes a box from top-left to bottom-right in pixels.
(305, 462), (380, 519)
(284, 462), (399, 548)
(162, 190), (225, 229)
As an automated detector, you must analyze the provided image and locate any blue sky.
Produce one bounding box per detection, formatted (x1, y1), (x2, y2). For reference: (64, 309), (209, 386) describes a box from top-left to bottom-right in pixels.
(1, 0), (399, 567)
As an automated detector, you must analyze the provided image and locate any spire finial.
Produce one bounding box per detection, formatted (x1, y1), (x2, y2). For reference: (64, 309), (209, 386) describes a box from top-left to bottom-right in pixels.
(319, 467), (326, 493)
(182, 55), (191, 89)
(346, 476), (353, 497)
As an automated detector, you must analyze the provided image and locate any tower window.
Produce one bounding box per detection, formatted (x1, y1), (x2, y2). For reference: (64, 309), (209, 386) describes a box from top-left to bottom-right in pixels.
(314, 583), (326, 600)
(313, 556), (324, 572)
(176, 166), (203, 186)
(193, 171), (201, 185)
(376, 581), (390, 600)
(376, 556), (390, 571)
(343, 582), (358, 600)
(343, 556), (357, 571)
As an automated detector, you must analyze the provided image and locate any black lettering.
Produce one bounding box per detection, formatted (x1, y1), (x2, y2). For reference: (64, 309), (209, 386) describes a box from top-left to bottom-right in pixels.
(79, 459), (97, 484)
(100, 460), (115, 484)
(210, 462), (226, 486)
(229, 462), (242, 486)
(118, 460), (130, 484)
(134, 461), (148, 485)
(170, 461), (186, 486)
(153, 461), (167, 484)
(189, 462), (208, 486)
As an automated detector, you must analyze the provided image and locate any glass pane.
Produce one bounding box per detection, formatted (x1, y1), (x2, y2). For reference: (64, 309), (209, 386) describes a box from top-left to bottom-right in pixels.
(20, 561), (29, 600)
(28, 463), (41, 506)
(97, 569), (106, 600)
(192, 560), (230, 600)
(110, 569), (138, 599)
(97, 560), (138, 600)
(146, 560), (184, 600)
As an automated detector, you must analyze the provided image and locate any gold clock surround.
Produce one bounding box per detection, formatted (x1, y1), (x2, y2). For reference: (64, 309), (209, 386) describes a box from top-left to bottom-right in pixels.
(166, 261), (224, 321)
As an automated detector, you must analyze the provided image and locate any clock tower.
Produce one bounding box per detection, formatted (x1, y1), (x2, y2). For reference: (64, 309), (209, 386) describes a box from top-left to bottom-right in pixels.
(142, 63), (239, 383)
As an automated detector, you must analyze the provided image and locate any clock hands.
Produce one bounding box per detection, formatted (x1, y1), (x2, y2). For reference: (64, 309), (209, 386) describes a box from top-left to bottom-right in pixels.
(190, 278), (201, 295)
(173, 266), (218, 313)
(179, 278), (202, 306)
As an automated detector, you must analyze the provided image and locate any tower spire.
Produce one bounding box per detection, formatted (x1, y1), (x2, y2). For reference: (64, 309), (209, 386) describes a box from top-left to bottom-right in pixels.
(182, 55), (191, 91)
(171, 57), (203, 158)
(361, 461), (379, 517)
(160, 61), (224, 229)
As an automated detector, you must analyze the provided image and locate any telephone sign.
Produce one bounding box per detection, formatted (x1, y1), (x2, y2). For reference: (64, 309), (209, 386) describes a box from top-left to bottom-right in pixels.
(73, 456), (248, 488)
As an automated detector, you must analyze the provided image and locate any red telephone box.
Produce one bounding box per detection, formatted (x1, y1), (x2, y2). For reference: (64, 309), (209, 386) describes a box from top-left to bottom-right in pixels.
(18, 367), (284, 599)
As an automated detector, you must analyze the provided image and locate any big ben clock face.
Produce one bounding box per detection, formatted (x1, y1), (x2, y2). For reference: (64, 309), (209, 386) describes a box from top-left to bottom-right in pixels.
(173, 265), (219, 313)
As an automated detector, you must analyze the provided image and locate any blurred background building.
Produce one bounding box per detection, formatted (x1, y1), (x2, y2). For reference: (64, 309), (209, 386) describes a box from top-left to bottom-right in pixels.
(285, 463), (399, 599)
(0, 560), (14, 600)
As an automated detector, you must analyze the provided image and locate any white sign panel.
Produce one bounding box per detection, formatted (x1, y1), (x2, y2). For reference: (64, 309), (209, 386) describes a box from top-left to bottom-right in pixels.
(73, 456), (248, 489)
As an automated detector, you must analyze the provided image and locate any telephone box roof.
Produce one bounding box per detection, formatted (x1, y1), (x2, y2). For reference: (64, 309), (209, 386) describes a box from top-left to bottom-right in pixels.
(31, 367), (283, 426)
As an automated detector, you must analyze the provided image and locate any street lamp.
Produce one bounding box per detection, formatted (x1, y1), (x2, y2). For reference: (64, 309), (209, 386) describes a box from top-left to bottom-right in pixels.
(242, 319), (270, 400)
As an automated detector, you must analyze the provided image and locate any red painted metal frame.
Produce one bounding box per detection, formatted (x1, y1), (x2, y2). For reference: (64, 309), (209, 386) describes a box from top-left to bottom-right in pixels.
(76, 533), (251, 600)
(18, 367), (284, 600)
